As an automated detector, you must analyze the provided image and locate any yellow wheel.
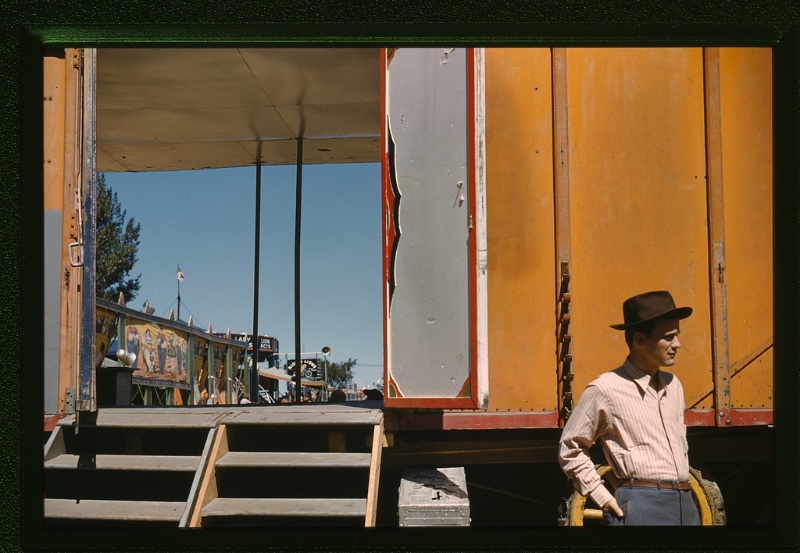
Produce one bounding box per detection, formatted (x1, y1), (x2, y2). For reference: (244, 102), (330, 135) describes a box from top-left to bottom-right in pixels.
(689, 466), (726, 525)
(559, 464), (619, 526)
(559, 465), (725, 526)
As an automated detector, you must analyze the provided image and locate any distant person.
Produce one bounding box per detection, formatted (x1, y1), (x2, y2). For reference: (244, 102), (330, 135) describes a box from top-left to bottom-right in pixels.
(558, 290), (700, 526)
(328, 389), (347, 403)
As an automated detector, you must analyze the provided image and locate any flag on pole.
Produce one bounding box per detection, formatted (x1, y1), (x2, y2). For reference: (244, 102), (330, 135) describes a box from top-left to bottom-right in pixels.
(177, 266), (185, 282)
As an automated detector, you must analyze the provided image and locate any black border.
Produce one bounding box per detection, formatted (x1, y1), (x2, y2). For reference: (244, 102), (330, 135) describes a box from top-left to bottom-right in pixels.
(3, 1), (798, 551)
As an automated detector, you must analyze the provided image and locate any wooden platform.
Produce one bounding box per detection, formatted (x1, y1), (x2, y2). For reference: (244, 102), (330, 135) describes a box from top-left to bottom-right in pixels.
(58, 403), (384, 428)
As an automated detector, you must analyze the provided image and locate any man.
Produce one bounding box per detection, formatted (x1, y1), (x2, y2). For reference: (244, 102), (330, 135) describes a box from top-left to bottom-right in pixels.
(558, 290), (700, 526)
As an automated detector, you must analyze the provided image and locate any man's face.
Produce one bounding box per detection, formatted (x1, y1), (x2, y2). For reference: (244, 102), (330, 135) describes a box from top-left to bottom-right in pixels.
(640, 318), (682, 369)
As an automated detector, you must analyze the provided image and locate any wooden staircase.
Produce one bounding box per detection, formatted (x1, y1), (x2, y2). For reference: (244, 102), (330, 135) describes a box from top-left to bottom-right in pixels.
(44, 405), (384, 527)
(44, 417), (213, 527)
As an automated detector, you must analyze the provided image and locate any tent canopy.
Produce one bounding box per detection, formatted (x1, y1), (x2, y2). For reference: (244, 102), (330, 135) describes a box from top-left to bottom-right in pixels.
(96, 48), (382, 172)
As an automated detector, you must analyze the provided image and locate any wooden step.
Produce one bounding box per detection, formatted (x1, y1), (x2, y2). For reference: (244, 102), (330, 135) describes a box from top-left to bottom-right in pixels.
(66, 406), (383, 429)
(45, 454), (201, 472)
(45, 498), (185, 522)
(215, 451), (371, 469)
(201, 497), (367, 519)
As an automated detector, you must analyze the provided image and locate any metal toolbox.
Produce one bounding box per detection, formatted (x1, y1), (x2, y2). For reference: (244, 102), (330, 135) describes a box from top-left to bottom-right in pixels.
(398, 467), (470, 527)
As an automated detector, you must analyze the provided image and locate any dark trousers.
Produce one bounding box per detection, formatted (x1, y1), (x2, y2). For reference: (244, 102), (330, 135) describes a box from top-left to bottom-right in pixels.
(603, 487), (701, 526)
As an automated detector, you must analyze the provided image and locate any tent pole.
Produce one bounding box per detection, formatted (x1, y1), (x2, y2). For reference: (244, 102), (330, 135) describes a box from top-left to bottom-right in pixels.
(250, 157), (262, 403)
(293, 138), (304, 404)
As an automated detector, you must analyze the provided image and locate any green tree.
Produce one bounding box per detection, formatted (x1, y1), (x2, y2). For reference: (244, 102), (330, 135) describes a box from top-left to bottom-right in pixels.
(326, 358), (357, 390)
(96, 173), (141, 302)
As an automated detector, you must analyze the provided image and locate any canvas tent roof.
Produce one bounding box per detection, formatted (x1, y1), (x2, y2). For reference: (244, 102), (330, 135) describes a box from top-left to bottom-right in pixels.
(96, 48), (382, 172)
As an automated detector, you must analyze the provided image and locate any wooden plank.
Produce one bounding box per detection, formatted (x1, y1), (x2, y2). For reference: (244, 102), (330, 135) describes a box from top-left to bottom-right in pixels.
(222, 410), (383, 426)
(202, 497), (366, 518)
(704, 46), (732, 426)
(216, 452), (371, 468)
(188, 424), (228, 527)
(552, 47), (573, 423)
(551, 48), (572, 269)
(180, 427), (217, 527)
(81, 411), (223, 429)
(45, 454), (200, 472)
(45, 498), (184, 521)
(44, 426), (66, 462)
(81, 406), (383, 428)
(57, 49), (83, 418)
(364, 421), (384, 527)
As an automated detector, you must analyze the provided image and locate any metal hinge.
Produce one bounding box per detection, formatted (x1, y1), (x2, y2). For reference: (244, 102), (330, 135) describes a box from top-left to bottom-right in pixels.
(65, 387), (76, 413)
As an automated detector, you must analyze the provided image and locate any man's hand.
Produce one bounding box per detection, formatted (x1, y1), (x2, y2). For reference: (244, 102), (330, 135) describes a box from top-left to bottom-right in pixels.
(603, 497), (624, 518)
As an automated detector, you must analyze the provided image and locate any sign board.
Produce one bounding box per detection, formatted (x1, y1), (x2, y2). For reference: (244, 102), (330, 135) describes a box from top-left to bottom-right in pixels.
(286, 359), (320, 379)
(227, 333), (277, 352)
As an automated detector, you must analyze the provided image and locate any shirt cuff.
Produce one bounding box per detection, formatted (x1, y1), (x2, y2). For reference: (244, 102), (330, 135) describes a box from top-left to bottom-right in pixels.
(588, 483), (614, 508)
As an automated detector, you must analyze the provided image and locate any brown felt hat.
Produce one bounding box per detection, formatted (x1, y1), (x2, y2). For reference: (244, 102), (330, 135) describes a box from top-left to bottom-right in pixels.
(610, 290), (693, 330)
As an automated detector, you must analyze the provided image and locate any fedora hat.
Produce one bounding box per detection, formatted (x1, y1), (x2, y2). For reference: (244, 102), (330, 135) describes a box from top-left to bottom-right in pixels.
(610, 290), (692, 330)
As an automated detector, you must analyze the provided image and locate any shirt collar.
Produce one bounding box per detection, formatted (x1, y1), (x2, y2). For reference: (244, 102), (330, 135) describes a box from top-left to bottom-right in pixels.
(623, 358), (663, 394)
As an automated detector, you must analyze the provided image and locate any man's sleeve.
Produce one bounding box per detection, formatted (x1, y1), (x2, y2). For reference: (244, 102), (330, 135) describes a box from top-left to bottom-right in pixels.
(557, 384), (614, 508)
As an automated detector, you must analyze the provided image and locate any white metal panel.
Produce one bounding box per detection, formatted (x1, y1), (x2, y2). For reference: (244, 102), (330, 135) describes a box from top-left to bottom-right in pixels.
(473, 48), (489, 408)
(386, 48), (471, 399)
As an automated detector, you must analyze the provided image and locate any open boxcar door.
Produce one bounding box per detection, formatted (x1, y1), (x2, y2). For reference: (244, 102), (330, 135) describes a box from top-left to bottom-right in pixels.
(43, 48), (98, 418)
(382, 48), (487, 408)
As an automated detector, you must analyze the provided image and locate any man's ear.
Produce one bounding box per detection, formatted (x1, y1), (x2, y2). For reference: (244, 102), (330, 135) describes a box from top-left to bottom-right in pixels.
(633, 331), (647, 347)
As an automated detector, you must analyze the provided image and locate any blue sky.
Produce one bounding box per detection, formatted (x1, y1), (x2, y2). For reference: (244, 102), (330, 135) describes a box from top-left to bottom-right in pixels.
(104, 162), (384, 389)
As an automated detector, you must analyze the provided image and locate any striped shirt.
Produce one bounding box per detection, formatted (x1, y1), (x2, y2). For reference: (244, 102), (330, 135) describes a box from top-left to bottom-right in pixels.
(558, 358), (690, 508)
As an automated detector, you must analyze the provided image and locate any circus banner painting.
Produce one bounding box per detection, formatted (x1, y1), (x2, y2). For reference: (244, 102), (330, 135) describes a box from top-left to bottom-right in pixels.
(124, 318), (188, 382)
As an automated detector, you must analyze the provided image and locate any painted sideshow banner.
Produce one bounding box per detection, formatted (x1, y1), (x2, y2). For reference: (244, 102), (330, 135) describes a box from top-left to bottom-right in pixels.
(94, 305), (118, 369)
(124, 318), (188, 382)
(194, 337), (210, 404)
(213, 343), (229, 404)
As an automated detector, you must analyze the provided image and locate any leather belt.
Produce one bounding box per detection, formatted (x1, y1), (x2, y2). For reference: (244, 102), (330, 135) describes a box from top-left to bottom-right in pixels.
(624, 478), (691, 491)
